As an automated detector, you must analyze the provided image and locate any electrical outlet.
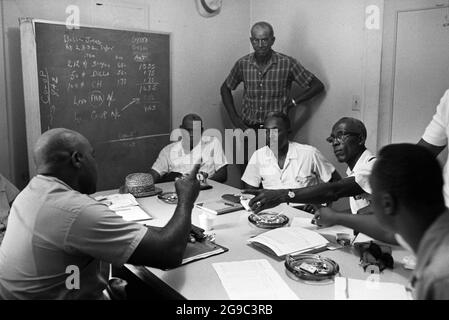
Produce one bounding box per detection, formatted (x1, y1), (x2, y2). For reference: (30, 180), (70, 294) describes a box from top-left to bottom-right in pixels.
(352, 95), (361, 111)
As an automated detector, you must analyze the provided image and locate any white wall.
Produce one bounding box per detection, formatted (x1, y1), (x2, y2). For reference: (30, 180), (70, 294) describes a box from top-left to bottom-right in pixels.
(250, 0), (383, 209)
(0, 0), (250, 188)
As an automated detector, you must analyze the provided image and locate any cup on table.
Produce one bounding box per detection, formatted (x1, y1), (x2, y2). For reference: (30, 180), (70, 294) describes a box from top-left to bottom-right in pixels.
(198, 212), (215, 231)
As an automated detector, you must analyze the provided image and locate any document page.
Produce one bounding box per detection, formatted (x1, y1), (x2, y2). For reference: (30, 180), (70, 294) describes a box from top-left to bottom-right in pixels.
(334, 277), (412, 300)
(213, 259), (298, 300)
(94, 193), (152, 221)
(247, 227), (328, 257)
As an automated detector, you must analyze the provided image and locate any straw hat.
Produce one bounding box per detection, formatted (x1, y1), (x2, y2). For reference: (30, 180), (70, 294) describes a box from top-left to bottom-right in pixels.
(123, 173), (162, 198)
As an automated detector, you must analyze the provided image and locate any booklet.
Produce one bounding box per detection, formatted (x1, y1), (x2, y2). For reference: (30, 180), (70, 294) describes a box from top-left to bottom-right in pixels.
(195, 199), (243, 215)
(94, 193), (153, 222)
(247, 227), (329, 258)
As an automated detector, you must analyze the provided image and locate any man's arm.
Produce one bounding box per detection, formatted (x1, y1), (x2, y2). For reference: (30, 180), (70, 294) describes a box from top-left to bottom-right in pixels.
(209, 165), (227, 183)
(292, 76), (325, 105)
(417, 138), (446, 158)
(243, 176), (364, 213)
(128, 164), (201, 269)
(220, 81), (248, 130)
(313, 207), (397, 245)
(149, 169), (161, 183)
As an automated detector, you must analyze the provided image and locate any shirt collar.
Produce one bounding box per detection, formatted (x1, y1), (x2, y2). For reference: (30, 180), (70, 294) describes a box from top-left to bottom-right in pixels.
(265, 141), (297, 160)
(36, 174), (73, 191)
(249, 50), (278, 68)
(346, 149), (374, 175)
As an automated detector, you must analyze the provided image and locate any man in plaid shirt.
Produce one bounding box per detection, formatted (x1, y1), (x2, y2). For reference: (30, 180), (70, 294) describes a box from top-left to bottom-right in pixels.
(220, 21), (324, 131)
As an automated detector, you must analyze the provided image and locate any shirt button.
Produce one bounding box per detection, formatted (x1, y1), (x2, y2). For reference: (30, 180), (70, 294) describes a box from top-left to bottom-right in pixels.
(259, 83), (263, 87)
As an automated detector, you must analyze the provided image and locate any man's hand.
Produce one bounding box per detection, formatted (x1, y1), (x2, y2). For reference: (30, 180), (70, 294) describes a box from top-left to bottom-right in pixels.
(242, 189), (286, 214)
(313, 207), (339, 228)
(175, 164), (201, 206)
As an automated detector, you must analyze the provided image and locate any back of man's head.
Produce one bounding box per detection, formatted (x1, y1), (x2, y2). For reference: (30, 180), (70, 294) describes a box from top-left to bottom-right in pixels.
(33, 128), (88, 173)
(372, 143), (445, 214)
(181, 113), (202, 129)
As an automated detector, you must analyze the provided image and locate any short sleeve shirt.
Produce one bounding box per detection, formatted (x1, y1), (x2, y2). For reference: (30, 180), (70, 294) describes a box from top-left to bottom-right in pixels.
(346, 149), (376, 214)
(0, 174), (19, 244)
(152, 136), (227, 177)
(412, 212), (449, 300)
(242, 142), (335, 189)
(0, 175), (147, 299)
(422, 89), (449, 207)
(225, 51), (314, 125)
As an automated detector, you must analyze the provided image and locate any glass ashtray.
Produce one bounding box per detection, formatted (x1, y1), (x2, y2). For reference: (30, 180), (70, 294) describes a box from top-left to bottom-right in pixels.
(157, 192), (178, 204)
(248, 211), (289, 229)
(285, 254), (340, 282)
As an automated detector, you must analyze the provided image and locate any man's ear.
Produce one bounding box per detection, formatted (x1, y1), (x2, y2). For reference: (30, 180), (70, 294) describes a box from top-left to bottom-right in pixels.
(381, 192), (397, 217)
(70, 151), (82, 169)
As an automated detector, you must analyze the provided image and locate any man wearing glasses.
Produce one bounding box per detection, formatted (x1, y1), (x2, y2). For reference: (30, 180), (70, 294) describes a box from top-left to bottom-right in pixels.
(243, 117), (375, 215)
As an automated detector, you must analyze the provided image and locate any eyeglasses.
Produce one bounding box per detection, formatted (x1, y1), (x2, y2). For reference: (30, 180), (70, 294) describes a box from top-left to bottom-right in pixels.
(250, 37), (271, 45)
(326, 131), (360, 144)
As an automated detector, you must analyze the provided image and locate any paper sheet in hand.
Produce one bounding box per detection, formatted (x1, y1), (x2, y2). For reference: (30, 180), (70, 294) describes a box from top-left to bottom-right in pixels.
(213, 259), (298, 300)
(334, 277), (412, 300)
(247, 227), (329, 258)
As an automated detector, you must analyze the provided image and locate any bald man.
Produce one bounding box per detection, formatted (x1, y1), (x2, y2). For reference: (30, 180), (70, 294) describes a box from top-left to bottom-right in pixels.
(244, 117), (376, 214)
(150, 113), (228, 183)
(0, 128), (201, 299)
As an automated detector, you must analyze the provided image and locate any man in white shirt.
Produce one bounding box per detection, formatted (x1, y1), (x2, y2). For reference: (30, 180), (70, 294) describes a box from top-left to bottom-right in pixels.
(244, 117), (376, 214)
(151, 114), (228, 183)
(418, 89), (449, 206)
(0, 174), (19, 245)
(242, 112), (339, 190)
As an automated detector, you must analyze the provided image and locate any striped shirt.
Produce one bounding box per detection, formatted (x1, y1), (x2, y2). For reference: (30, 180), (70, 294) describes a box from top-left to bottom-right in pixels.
(225, 51), (314, 125)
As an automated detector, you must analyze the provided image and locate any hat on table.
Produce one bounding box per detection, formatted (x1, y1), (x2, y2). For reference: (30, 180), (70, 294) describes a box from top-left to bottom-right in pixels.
(122, 173), (162, 198)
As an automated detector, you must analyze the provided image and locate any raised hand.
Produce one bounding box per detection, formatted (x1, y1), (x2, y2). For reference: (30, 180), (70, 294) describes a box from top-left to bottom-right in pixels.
(175, 163), (201, 206)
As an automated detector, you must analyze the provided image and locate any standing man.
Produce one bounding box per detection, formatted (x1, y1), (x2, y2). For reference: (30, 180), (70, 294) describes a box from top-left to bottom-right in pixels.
(220, 21), (324, 131)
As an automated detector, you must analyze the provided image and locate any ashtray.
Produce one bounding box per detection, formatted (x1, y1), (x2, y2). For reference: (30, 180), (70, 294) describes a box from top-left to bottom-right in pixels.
(157, 192), (178, 204)
(248, 211), (289, 229)
(285, 254), (340, 282)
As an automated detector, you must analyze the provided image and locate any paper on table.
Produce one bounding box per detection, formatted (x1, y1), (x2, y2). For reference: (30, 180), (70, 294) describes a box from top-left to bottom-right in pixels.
(115, 206), (152, 222)
(334, 277), (412, 300)
(247, 227), (329, 257)
(290, 217), (355, 238)
(213, 259), (298, 300)
(95, 193), (152, 221)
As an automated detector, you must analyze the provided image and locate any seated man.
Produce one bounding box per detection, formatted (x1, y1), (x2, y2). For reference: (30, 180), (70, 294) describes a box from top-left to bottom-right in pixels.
(369, 144), (449, 299)
(0, 173), (20, 245)
(0, 128), (200, 299)
(150, 113), (227, 183)
(244, 117), (376, 214)
(242, 112), (340, 191)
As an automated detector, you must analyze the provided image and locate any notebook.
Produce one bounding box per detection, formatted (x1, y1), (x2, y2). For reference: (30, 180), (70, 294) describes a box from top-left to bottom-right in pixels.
(195, 199), (243, 215)
(94, 193), (152, 222)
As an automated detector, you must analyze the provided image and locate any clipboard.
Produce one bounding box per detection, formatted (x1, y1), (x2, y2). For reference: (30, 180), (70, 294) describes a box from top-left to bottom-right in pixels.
(180, 239), (228, 266)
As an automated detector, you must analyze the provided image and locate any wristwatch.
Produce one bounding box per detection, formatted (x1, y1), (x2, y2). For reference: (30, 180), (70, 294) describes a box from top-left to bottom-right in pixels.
(286, 189), (295, 203)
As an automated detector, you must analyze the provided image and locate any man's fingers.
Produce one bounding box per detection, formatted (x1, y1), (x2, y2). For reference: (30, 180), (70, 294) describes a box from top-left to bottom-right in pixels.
(241, 189), (259, 195)
(187, 163), (201, 180)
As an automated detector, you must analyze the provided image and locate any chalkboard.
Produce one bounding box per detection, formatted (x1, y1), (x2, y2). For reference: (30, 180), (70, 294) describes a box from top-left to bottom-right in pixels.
(20, 19), (171, 190)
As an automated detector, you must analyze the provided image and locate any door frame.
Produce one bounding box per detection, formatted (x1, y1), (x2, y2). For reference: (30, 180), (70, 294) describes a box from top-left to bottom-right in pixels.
(378, 0), (449, 148)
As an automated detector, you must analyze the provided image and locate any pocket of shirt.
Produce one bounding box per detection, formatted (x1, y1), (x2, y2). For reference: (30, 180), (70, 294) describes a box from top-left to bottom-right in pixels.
(295, 174), (317, 188)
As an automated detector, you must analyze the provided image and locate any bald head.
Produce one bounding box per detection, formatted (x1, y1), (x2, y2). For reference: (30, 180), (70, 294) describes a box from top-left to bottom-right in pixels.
(251, 21), (274, 38)
(33, 128), (97, 194)
(33, 128), (89, 171)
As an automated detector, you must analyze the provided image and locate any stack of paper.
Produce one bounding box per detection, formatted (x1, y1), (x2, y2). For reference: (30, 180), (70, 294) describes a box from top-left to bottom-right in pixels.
(247, 227), (329, 258)
(334, 277), (412, 300)
(95, 193), (152, 222)
(213, 259), (298, 300)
